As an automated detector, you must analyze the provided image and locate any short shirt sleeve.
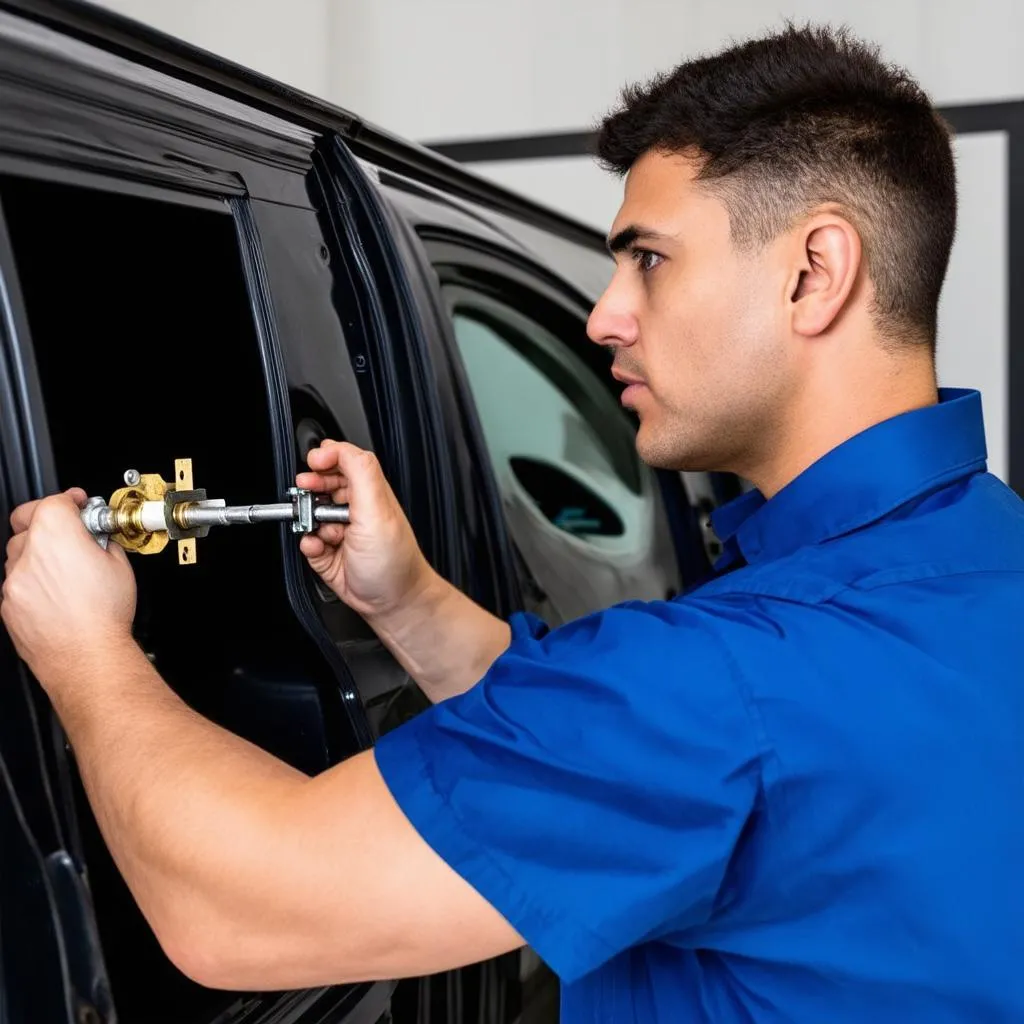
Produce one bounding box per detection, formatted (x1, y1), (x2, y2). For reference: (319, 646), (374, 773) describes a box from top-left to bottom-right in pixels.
(373, 600), (761, 983)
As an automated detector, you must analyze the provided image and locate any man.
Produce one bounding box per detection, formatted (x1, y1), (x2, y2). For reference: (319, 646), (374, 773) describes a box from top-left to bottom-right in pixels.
(3, 23), (1023, 1023)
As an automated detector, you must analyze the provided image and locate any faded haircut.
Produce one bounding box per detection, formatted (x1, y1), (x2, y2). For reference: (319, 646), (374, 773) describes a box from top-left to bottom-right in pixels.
(596, 24), (957, 345)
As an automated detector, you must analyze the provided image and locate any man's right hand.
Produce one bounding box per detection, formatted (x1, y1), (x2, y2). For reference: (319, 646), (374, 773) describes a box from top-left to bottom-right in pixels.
(295, 442), (435, 621)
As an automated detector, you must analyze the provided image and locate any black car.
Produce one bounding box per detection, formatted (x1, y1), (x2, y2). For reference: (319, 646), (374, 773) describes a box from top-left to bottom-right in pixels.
(0, 2), (728, 1022)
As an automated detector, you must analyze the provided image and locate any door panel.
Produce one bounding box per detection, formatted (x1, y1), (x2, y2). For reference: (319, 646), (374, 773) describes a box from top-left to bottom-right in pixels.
(0, 167), (388, 1023)
(0, 14), (405, 1021)
(0, 203), (99, 1024)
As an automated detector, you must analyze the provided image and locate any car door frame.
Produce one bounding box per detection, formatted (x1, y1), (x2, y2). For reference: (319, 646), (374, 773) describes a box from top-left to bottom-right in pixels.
(0, 192), (93, 1024)
(0, 13), (419, 1023)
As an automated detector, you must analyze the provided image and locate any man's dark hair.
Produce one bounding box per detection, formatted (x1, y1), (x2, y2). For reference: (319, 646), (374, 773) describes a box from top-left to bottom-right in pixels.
(597, 25), (956, 345)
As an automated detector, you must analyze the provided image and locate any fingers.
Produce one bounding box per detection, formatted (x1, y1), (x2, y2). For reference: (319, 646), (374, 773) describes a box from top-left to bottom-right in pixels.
(316, 523), (346, 546)
(11, 490), (85, 534)
(294, 471), (348, 495)
(299, 443), (355, 497)
(4, 532), (26, 575)
(306, 441), (348, 469)
(321, 444), (388, 521)
(299, 442), (386, 516)
(299, 534), (326, 559)
(10, 499), (42, 534)
(306, 441), (381, 479)
(299, 517), (349, 558)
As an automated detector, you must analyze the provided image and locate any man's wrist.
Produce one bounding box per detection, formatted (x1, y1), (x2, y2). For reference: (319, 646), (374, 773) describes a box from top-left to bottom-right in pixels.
(365, 565), (451, 638)
(30, 629), (145, 704)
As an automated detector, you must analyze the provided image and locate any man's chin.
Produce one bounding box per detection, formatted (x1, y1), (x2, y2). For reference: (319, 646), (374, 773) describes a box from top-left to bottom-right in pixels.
(635, 430), (682, 471)
(635, 429), (718, 473)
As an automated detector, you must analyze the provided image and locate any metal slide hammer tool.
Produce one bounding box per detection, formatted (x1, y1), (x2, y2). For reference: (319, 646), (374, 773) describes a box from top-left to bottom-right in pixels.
(80, 459), (349, 565)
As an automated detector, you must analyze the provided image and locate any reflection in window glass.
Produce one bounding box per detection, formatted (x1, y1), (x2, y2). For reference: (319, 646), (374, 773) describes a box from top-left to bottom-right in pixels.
(453, 312), (632, 517)
(450, 293), (680, 622)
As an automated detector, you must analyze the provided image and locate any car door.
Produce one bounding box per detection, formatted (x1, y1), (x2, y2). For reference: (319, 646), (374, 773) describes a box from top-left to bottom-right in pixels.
(0, 210), (100, 1024)
(0, 11), (432, 1024)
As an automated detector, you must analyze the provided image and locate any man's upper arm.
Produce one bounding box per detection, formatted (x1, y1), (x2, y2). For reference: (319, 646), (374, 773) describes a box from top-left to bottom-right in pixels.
(188, 747), (524, 992)
(367, 601), (763, 983)
(301, 749), (528, 980)
(215, 600), (762, 991)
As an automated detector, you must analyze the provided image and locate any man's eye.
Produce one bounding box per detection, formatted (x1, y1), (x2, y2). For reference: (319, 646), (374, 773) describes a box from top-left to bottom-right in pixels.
(631, 248), (664, 274)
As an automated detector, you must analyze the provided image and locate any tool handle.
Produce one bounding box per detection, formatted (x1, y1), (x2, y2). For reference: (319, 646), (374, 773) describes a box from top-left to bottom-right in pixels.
(313, 505), (351, 525)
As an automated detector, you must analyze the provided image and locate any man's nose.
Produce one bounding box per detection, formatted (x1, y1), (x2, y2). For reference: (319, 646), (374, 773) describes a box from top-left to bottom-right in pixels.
(587, 275), (639, 350)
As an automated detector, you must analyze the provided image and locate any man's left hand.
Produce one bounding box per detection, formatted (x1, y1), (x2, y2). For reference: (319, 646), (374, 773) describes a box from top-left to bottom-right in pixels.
(2, 489), (137, 685)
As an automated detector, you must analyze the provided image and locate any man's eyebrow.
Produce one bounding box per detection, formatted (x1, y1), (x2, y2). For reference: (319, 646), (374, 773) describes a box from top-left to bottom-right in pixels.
(606, 225), (672, 255)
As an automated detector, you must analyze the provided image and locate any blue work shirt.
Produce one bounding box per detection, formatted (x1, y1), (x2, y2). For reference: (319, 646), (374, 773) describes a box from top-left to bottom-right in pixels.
(375, 388), (1024, 1022)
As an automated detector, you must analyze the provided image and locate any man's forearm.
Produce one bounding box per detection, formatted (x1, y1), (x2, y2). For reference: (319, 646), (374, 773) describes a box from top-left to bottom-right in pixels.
(367, 570), (512, 703)
(35, 640), (523, 991)
(40, 640), (309, 974)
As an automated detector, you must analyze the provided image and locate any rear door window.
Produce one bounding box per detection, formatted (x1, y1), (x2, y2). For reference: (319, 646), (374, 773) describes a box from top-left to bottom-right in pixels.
(442, 276), (681, 622)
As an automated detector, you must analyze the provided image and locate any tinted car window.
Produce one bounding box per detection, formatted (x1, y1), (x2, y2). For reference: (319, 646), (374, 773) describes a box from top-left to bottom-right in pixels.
(452, 311), (645, 532)
(447, 284), (680, 622)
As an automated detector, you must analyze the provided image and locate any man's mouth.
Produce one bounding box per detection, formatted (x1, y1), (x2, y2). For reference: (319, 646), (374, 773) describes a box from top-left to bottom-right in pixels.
(613, 370), (649, 408)
(611, 368), (646, 387)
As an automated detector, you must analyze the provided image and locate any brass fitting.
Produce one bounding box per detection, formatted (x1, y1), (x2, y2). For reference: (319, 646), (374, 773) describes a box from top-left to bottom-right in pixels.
(106, 473), (170, 555)
(104, 459), (200, 563)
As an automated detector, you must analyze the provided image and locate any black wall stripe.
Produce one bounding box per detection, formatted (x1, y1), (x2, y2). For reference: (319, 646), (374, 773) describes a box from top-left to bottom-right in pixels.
(427, 100), (1024, 495)
(1008, 130), (1024, 494)
(429, 131), (595, 163)
(428, 102), (1024, 161)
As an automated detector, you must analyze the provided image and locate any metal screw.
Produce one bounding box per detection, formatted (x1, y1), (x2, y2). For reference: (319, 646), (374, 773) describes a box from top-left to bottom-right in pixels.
(124, 469), (140, 486)
(77, 1005), (101, 1024)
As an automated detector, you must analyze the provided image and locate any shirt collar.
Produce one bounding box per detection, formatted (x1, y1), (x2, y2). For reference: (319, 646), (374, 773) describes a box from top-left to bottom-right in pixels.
(710, 388), (988, 568)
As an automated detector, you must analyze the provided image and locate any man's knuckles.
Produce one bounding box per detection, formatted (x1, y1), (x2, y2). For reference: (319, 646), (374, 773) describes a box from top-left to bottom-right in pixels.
(1, 568), (25, 607)
(24, 500), (61, 535)
(37, 495), (77, 523)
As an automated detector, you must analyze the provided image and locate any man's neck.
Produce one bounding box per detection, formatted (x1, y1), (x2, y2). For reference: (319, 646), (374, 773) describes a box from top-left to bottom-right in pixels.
(744, 361), (939, 499)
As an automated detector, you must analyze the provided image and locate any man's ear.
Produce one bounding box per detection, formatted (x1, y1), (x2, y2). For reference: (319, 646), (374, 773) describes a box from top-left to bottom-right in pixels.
(787, 213), (862, 337)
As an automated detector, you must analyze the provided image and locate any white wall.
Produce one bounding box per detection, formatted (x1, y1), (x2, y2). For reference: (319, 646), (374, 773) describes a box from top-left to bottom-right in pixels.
(89, 0), (336, 99)
(89, 0), (1024, 135)
(326, 0), (1024, 139)
(936, 133), (1008, 482)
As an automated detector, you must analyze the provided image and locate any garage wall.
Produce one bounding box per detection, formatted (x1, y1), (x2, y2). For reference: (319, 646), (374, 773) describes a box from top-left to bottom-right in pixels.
(89, 0), (336, 98)
(329, 0), (1024, 140)
(936, 132), (1008, 483)
(90, 0), (1024, 133)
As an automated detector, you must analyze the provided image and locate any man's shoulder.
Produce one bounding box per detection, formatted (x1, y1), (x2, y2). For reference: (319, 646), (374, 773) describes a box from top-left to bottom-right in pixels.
(513, 471), (1024, 699)
(504, 595), (783, 713)
(699, 471), (1024, 606)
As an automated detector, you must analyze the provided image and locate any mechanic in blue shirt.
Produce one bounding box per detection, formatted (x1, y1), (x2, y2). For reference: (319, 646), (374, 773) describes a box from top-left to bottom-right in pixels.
(4, 23), (1024, 1024)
